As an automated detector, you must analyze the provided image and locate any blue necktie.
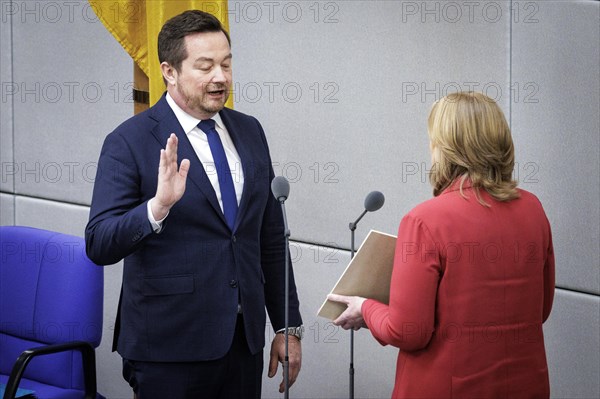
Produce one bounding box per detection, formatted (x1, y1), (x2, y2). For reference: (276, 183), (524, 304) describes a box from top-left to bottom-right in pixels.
(198, 119), (238, 229)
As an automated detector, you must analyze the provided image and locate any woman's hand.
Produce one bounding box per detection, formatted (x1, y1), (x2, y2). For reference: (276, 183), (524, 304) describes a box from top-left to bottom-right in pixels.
(328, 294), (368, 331)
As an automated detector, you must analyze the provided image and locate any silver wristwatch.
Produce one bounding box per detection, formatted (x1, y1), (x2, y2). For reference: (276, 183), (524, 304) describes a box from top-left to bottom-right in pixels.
(278, 326), (304, 340)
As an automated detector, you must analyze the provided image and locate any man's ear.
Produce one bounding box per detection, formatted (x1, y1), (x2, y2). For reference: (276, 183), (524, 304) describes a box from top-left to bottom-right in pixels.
(161, 62), (177, 86)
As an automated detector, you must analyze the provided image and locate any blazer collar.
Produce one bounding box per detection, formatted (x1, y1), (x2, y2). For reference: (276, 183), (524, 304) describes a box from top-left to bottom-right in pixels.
(218, 108), (253, 229)
(441, 177), (473, 195)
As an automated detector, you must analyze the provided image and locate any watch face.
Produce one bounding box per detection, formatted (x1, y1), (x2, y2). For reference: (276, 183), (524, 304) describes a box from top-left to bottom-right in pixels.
(293, 326), (304, 340)
(279, 326), (304, 340)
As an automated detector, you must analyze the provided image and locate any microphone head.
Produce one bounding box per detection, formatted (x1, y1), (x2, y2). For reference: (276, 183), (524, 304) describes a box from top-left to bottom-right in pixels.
(364, 191), (385, 212)
(271, 176), (290, 201)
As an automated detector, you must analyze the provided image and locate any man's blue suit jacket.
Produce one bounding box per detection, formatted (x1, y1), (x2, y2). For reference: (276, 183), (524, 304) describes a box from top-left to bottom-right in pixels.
(85, 94), (302, 362)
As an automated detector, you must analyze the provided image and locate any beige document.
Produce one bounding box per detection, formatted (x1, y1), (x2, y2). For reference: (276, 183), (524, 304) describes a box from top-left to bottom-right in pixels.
(318, 230), (397, 320)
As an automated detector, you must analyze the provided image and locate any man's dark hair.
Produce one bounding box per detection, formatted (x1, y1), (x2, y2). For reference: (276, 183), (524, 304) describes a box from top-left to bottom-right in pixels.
(158, 10), (231, 72)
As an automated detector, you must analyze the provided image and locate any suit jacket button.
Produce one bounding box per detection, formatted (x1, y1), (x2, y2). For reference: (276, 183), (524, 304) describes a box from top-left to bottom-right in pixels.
(230, 280), (238, 288)
(232, 235), (237, 242)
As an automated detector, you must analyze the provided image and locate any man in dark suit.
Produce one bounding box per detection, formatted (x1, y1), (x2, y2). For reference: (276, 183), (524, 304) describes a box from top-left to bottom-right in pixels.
(85, 10), (303, 399)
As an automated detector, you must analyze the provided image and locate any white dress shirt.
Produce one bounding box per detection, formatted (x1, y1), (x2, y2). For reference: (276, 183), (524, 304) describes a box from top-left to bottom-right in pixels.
(147, 93), (245, 231)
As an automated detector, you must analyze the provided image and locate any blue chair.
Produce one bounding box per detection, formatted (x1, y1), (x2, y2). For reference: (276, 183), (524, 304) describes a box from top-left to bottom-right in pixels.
(0, 226), (104, 399)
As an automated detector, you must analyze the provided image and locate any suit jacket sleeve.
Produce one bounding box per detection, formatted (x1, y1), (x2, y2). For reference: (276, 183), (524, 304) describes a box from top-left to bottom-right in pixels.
(255, 122), (302, 331)
(85, 129), (154, 265)
(362, 213), (440, 351)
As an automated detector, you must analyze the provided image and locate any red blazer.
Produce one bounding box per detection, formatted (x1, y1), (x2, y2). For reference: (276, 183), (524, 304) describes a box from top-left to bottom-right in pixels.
(363, 182), (555, 398)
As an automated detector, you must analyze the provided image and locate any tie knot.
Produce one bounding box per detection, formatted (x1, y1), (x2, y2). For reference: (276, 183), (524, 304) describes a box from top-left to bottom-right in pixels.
(198, 119), (216, 132)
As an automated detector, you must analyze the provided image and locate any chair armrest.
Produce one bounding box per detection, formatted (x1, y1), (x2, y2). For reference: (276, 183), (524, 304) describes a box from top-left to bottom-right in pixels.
(3, 341), (97, 399)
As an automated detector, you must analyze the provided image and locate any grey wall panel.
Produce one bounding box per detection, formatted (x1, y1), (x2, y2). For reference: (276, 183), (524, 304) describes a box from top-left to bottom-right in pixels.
(0, 8), (14, 193)
(229, 1), (511, 248)
(261, 242), (396, 398)
(511, 1), (600, 294)
(10, 3), (132, 205)
(0, 193), (15, 225)
(545, 289), (600, 398)
(15, 195), (90, 237)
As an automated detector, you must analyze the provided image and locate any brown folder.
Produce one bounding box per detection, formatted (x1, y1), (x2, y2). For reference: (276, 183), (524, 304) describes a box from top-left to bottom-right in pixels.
(318, 230), (397, 320)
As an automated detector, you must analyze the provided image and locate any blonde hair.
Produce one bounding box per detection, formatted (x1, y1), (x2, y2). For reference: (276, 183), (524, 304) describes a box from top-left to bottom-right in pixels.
(427, 91), (519, 205)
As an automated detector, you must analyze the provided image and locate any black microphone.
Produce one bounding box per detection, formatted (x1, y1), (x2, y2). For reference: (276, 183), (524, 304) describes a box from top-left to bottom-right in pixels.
(348, 190), (385, 399)
(364, 190), (385, 213)
(349, 191), (385, 231)
(271, 175), (290, 203)
(271, 176), (292, 399)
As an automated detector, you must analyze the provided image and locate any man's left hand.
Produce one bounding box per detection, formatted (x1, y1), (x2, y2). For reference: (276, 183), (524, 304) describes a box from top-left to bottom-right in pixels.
(268, 332), (302, 393)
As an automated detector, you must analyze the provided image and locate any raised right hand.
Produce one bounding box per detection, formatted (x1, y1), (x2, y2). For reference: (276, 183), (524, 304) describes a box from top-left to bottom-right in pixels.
(151, 133), (190, 220)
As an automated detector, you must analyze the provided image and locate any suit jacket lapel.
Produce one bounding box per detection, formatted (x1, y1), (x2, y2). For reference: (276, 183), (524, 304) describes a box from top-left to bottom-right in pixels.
(148, 95), (225, 223)
(219, 109), (252, 231)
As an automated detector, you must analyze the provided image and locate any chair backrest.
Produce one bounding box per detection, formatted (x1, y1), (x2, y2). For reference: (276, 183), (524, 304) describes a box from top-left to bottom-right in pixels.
(0, 225), (103, 390)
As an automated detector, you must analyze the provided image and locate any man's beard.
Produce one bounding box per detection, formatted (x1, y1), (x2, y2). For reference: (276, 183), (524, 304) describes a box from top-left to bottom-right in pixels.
(179, 82), (229, 115)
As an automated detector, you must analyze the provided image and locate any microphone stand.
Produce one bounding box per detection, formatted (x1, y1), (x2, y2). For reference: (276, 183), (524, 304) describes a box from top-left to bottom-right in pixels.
(347, 209), (367, 399)
(279, 197), (291, 399)
(271, 176), (292, 398)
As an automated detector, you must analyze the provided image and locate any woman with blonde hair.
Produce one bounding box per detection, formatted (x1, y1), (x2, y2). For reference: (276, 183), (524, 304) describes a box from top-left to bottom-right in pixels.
(329, 92), (555, 398)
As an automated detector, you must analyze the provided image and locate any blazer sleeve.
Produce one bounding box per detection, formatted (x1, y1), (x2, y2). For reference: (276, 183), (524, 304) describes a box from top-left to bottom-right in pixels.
(85, 130), (154, 265)
(254, 119), (302, 331)
(362, 213), (440, 352)
(542, 218), (555, 322)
